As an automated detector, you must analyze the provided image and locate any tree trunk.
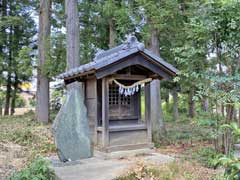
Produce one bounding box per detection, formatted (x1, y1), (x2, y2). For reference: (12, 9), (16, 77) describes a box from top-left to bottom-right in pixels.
(65, 0), (81, 91)
(0, 1), (4, 116)
(221, 104), (225, 117)
(164, 90), (170, 112)
(233, 107), (238, 121)
(238, 109), (240, 127)
(165, 91), (169, 104)
(36, 0), (51, 122)
(188, 89), (195, 118)
(201, 97), (209, 112)
(1, 0), (8, 115)
(65, 0), (80, 69)
(109, 19), (116, 48)
(4, 26), (13, 116)
(149, 26), (166, 142)
(10, 79), (18, 115)
(1, 0), (7, 18)
(11, 24), (20, 116)
(172, 87), (179, 121)
(4, 76), (11, 115)
(224, 104), (234, 155)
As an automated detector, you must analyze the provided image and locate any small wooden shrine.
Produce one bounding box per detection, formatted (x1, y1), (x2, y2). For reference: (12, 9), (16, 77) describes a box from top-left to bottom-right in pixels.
(57, 36), (178, 152)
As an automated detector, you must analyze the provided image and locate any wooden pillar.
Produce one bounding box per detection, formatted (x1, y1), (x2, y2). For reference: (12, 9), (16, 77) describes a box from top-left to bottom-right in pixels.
(102, 77), (109, 148)
(137, 90), (142, 123)
(145, 82), (152, 143)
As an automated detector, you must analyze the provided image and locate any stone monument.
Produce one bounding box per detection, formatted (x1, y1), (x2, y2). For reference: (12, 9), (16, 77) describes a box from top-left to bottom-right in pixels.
(53, 82), (92, 162)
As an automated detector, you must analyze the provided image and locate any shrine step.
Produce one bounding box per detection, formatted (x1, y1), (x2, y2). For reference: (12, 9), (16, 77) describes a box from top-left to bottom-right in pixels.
(109, 124), (147, 132)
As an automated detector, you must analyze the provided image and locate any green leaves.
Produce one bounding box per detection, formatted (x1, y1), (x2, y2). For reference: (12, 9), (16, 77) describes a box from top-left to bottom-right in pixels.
(0, 16), (24, 29)
(217, 156), (240, 180)
(193, 147), (223, 168)
(9, 157), (55, 180)
(173, 0), (240, 109)
(41, 34), (66, 79)
(221, 122), (240, 140)
(16, 47), (33, 81)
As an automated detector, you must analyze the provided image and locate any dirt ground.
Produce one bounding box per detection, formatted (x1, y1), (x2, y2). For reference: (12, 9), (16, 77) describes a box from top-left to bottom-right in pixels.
(2, 108), (35, 116)
(0, 142), (28, 178)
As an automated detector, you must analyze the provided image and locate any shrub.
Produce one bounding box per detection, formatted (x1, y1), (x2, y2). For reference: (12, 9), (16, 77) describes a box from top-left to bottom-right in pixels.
(29, 98), (36, 107)
(9, 157), (55, 180)
(15, 94), (26, 108)
(50, 88), (65, 111)
(217, 156), (240, 180)
(193, 147), (222, 168)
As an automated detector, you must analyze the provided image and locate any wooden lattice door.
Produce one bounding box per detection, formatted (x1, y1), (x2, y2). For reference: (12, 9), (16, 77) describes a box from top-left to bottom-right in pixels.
(108, 83), (138, 120)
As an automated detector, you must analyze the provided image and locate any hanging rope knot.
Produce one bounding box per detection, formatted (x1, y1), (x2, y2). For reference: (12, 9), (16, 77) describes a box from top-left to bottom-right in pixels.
(112, 78), (152, 96)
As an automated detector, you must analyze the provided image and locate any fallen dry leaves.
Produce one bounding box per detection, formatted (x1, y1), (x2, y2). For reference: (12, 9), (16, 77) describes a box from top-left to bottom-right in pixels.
(122, 159), (222, 180)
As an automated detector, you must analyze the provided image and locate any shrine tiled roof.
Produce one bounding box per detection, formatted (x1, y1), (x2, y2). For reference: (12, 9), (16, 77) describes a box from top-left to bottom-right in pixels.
(57, 36), (178, 79)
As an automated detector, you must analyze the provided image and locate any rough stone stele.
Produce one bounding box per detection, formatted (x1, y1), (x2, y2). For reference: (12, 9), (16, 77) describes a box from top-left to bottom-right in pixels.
(53, 83), (92, 161)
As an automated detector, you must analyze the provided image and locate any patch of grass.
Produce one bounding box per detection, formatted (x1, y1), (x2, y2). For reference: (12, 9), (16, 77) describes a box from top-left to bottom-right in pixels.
(0, 113), (56, 158)
(160, 112), (215, 146)
(9, 129), (39, 146)
(49, 110), (58, 122)
(192, 147), (222, 168)
(9, 157), (55, 180)
(116, 172), (137, 180)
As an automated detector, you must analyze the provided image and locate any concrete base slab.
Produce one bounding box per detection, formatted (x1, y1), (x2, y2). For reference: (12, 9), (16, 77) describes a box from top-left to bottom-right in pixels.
(54, 158), (133, 180)
(51, 149), (174, 180)
(95, 148), (154, 159)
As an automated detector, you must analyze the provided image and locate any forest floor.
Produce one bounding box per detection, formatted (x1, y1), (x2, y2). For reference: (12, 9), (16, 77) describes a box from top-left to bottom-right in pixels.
(0, 112), (223, 180)
(0, 112), (56, 179)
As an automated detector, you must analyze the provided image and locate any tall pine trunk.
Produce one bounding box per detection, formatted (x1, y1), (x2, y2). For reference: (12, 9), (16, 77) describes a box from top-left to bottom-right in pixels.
(65, 0), (80, 69)
(36, 0), (51, 122)
(188, 89), (195, 118)
(4, 26), (13, 116)
(65, 0), (80, 92)
(1, 0), (6, 115)
(4, 78), (11, 115)
(172, 87), (179, 121)
(201, 97), (209, 112)
(11, 24), (19, 116)
(10, 78), (18, 115)
(109, 19), (116, 48)
(149, 26), (166, 143)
